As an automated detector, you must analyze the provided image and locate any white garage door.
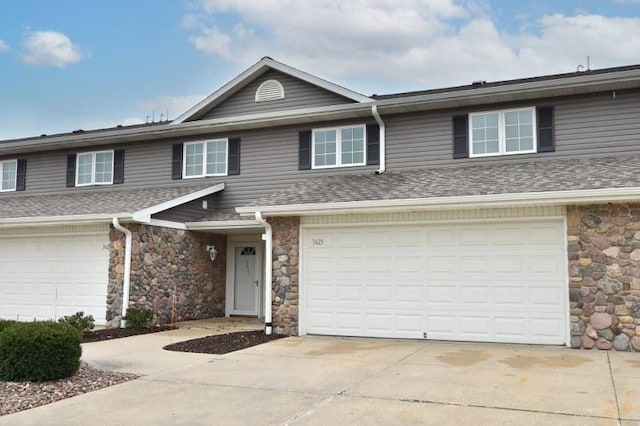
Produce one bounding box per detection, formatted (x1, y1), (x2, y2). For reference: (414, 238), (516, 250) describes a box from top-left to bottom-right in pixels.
(303, 220), (567, 345)
(0, 233), (110, 325)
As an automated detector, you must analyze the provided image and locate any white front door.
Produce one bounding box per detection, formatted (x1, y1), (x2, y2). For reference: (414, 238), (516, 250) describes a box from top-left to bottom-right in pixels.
(231, 244), (260, 315)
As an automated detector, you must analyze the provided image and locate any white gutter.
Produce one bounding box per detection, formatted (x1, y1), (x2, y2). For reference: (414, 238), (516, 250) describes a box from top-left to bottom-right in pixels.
(112, 217), (132, 328)
(255, 211), (273, 335)
(237, 187), (640, 217)
(0, 212), (130, 227)
(371, 105), (386, 174)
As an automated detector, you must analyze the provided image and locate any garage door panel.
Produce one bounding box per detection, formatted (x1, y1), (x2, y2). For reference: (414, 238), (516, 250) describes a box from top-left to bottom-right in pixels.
(459, 315), (491, 336)
(459, 256), (491, 273)
(304, 219), (566, 345)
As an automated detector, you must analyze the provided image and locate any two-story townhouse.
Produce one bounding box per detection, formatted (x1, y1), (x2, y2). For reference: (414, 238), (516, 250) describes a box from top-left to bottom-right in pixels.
(1, 57), (640, 352)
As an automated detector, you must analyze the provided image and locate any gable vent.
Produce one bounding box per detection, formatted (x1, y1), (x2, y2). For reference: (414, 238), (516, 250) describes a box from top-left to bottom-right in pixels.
(255, 79), (285, 102)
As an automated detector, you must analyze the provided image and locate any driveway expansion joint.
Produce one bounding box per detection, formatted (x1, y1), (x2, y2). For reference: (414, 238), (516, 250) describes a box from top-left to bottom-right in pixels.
(606, 352), (622, 422)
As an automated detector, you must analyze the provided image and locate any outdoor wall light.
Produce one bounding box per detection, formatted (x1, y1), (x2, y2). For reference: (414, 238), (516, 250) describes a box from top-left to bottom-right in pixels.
(205, 245), (217, 262)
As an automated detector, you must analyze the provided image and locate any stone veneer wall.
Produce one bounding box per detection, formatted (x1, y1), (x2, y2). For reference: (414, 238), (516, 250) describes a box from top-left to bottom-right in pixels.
(270, 217), (300, 335)
(568, 204), (640, 351)
(107, 224), (226, 326)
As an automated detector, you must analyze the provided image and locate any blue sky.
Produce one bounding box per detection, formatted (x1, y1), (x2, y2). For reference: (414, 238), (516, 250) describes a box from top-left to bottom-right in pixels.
(1, 0), (639, 140)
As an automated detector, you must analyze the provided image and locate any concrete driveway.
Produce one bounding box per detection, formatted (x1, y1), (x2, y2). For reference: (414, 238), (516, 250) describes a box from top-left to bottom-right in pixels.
(0, 329), (638, 425)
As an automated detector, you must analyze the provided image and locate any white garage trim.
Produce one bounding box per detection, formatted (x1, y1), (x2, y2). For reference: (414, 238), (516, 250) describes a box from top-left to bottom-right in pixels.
(299, 215), (569, 346)
(300, 206), (567, 225)
(0, 224), (110, 237)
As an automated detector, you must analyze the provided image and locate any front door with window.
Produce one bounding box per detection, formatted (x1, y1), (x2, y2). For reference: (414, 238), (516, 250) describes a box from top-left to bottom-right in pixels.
(231, 244), (260, 315)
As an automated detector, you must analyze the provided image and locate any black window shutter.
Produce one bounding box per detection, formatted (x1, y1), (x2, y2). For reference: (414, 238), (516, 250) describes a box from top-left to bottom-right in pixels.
(16, 159), (27, 191)
(366, 123), (380, 166)
(537, 106), (555, 152)
(113, 149), (125, 184)
(66, 154), (77, 187)
(228, 137), (240, 175)
(172, 144), (183, 180)
(452, 115), (469, 159)
(298, 130), (312, 170)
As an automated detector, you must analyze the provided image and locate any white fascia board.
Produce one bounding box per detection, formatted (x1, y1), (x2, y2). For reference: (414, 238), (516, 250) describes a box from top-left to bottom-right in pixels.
(172, 57), (371, 124)
(236, 187), (640, 217)
(131, 183), (225, 221)
(185, 220), (261, 230)
(0, 212), (131, 227)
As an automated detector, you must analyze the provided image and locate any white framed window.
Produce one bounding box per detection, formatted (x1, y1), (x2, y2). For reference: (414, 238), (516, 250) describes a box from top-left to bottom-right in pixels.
(469, 107), (536, 157)
(76, 150), (113, 186)
(183, 139), (228, 178)
(312, 125), (365, 169)
(0, 159), (17, 192)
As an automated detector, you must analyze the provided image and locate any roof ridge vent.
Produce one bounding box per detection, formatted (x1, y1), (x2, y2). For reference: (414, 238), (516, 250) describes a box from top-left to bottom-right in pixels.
(255, 79), (285, 102)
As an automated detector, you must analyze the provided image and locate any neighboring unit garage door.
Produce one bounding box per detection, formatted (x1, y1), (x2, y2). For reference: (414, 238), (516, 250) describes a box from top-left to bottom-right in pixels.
(0, 233), (110, 325)
(303, 220), (567, 345)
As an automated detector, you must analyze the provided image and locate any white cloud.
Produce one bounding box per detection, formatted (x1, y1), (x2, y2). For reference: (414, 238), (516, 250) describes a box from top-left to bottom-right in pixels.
(0, 39), (9, 52)
(184, 1), (640, 92)
(21, 31), (84, 68)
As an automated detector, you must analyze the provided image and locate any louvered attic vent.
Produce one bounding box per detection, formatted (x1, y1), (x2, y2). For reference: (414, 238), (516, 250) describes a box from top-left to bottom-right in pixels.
(255, 79), (285, 102)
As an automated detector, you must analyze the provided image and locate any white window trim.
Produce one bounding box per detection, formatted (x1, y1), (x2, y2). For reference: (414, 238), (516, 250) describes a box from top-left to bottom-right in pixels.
(75, 150), (114, 187)
(0, 159), (18, 192)
(311, 124), (367, 169)
(469, 107), (537, 158)
(183, 139), (229, 179)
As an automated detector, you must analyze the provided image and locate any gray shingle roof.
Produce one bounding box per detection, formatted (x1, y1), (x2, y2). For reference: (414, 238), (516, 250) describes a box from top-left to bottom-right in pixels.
(243, 155), (640, 207)
(0, 184), (214, 219)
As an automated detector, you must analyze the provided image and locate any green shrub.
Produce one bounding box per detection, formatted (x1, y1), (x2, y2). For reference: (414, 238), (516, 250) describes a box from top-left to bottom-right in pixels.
(0, 322), (81, 382)
(124, 308), (154, 328)
(0, 319), (18, 333)
(58, 311), (95, 333)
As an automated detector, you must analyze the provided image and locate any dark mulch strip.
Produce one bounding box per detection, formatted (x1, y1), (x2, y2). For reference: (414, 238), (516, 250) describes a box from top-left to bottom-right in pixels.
(164, 330), (286, 354)
(82, 325), (175, 343)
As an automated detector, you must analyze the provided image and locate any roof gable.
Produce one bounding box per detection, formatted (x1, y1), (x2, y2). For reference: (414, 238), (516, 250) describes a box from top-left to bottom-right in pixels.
(172, 57), (371, 124)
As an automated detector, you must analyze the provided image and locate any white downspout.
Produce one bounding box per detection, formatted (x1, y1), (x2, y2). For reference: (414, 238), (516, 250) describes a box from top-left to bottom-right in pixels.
(112, 218), (132, 328)
(255, 211), (273, 335)
(371, 104), (386, 174)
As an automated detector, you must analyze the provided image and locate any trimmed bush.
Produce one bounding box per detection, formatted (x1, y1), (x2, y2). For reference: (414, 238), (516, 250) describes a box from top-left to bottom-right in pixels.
(58, 311), (95, 333)
(124, 308), (154, 328)
(0, 322), (81, 382)
(0, 319), (18, 333)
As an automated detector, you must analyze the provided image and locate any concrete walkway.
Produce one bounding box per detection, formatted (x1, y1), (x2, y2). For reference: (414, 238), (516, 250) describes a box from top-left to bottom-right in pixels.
(0, 327), (638, 425)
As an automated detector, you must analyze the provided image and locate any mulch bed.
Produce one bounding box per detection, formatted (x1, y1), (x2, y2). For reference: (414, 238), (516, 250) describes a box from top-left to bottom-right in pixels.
(164, 330), (286, 354)
(82, 325), (175, 343)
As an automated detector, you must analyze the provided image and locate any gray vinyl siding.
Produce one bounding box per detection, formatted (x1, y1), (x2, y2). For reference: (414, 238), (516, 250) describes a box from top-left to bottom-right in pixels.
(152, 196), (218, 222)
(195, 69), (356, 120)
(2, 89), (639, 214)
(385, 89), (640, 170)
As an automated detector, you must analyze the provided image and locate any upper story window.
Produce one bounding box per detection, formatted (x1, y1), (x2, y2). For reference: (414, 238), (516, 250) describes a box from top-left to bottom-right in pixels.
(312, 125), (366, 169)
(76, 150), (114, 186)
(469, 107), (536, 157)
(184, 139), (228, 178)
(0, 159), (17, 192)
(255, 79), (285, 102)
